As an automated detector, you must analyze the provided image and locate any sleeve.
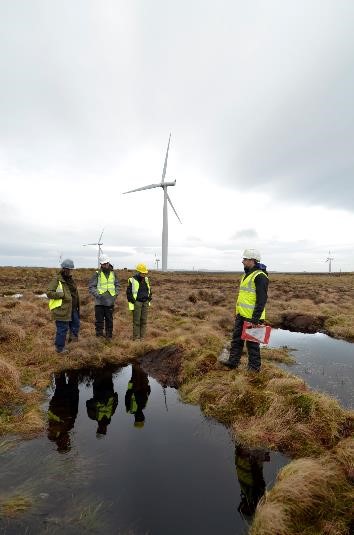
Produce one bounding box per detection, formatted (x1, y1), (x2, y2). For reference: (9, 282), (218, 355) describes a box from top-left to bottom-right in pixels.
(46, 278), (63, 300)
(88, 273), (99, 297)
(126, 280), (135, 303)
(114, 274), (121, 295)
(252, 274), (269, 323)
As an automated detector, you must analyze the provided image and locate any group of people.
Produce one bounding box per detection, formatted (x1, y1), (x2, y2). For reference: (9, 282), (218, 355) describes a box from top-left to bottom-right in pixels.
(47, 248), (268, 371)
(47, 363), (151, 452)
(47, 257), (152, 354)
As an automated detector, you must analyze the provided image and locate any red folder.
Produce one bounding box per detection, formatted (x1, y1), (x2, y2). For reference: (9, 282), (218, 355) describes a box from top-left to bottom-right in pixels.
(241, 321), (272, 344)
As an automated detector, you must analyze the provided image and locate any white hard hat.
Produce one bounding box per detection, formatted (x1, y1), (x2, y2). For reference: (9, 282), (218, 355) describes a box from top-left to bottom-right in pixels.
(99, 254), (110, 264)
(242, 249), (261, 261)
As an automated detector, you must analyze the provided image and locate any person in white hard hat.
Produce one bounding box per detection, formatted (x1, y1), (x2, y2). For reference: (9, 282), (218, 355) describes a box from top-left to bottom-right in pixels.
(47, 259), (80, 353)
(88, 255), (120, 338)
(222, 249), (269, 372)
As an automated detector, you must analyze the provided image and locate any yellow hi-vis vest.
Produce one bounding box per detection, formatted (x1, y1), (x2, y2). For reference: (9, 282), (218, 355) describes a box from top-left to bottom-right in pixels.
(128, 277), (151, 311)
(96, 397), (115, 421)
(97, 270), (116, 296)
(236, 270), (268, 320)
(48, 281), (63, 311)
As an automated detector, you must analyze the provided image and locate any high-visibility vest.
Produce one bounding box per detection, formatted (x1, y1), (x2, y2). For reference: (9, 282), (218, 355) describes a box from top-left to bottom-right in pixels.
(48, 281), (63, 311)
(236, 270), (268, 319)
(127, 277), (151, 311)
(95, 397), (115, 421)
(126, 382), (138, 413)
(97, 270), (116, 296)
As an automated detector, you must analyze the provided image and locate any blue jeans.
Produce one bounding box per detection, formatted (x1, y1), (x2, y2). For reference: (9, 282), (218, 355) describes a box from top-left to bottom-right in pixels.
(55, 310), (80, 351)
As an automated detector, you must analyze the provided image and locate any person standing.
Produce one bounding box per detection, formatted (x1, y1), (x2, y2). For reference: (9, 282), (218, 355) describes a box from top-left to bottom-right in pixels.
(47, 259), (80, 354)
(126, 263), (152, 340)
(86, 368), (118, 437)
(223, 249), (269, 372)
(88, 255), (120, 339)
(125, 363), (151, 428)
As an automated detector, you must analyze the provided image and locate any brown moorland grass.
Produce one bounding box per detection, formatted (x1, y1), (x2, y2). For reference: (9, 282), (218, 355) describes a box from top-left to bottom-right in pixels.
(0, 267), (353, 532)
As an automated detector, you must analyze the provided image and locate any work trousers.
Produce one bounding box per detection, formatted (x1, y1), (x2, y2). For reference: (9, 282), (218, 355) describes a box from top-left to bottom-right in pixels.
(55, 310), (80, 352)
(132, 301), (149, 340)
(95, 305), (114, 338)
(229, 314), (261, 371)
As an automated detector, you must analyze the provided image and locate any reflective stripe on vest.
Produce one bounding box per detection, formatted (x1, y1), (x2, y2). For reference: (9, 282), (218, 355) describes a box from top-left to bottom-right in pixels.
(236, 270), (268, 319)
(48, 281), (63, 311)
(128, 277), (151, 311)
(97, 270), (116, 296)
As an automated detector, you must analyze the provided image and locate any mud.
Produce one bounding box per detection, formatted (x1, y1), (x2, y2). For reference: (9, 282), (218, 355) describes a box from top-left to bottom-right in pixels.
(138, 344), (183, 388)
(277, 312), (326, 334)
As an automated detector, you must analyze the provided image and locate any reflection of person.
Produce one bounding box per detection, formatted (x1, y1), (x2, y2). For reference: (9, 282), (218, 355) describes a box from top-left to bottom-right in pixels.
(125, 364), (151, 428)
(88, 255), (120, 339)
(86, 369), (118, 436)
(235, 445), (270, 521)
(223, 249), (268, 371)
(126, 264), (152, 340)
(47, 371), (79, 453)
(47, 259), (80, 354)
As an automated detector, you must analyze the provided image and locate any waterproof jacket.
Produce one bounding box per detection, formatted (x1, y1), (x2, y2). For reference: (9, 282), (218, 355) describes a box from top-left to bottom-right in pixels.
(47, 272), (80, 321)
(236, 265), (268, 323)
(88, 267), (120, 306)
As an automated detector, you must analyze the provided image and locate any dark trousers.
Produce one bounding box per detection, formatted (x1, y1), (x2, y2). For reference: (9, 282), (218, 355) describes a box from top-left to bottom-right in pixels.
(132, 301), (149, 340)
(55, 310), (80, 351)
(95, 305), (114, 337)
(229, 315), (261, 371)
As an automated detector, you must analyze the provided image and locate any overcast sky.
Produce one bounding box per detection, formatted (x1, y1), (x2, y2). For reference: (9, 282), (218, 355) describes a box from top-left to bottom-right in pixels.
(1, 0), (353, 272)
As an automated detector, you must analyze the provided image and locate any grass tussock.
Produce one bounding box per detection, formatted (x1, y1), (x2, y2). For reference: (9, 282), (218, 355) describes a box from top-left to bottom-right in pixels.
(0, 494), (33, 517)
(250, 439), (354, 535)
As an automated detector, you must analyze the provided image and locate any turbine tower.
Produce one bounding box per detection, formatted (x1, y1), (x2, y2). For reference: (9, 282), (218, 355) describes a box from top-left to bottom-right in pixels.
(123, 134), (181, 271)
(82, 228), (105, 268)
(325, 250), (334, 274)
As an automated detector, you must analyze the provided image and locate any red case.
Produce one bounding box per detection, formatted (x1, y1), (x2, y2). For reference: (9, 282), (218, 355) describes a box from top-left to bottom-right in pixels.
(241, 321), (272, 344)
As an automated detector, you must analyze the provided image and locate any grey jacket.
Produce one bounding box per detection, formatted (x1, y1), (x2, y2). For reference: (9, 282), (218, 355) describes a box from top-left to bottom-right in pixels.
(88, 269), (120, 306)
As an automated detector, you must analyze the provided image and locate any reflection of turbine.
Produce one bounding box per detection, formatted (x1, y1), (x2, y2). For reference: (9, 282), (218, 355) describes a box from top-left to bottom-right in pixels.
(123, 134), (181, 271)
(325, 250), (334, 274)
(83, 228), (105, 268)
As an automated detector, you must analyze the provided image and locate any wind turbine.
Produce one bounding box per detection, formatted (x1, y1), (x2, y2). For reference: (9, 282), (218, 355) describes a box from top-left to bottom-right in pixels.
(123, 134), (181, 271)
(325, 250), (334, 274)
(82, 228), (105, 268)
(154, 253), (160, 271)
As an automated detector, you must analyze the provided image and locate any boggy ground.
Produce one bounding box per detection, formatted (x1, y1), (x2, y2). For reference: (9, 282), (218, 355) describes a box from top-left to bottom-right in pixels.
(0, 267), (353, 534)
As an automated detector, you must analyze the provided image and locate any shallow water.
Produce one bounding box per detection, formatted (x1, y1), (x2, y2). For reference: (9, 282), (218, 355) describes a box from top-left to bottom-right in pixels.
(0, 363), (288, 535)
(269, 329), (354, 408)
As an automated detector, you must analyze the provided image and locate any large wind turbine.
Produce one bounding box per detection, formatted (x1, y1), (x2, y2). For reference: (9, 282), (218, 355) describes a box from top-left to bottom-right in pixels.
(325, 250), (334, 274)
(82, 228), (105, 268)
(123, 134), (181, 271)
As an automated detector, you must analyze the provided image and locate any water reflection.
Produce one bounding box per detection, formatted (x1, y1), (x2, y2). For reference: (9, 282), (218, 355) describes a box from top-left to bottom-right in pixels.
(86, 368), (118, 437)
(125, 364), (151, 428)
(47, 371), (79, 453)
(235, 445), (269, 524)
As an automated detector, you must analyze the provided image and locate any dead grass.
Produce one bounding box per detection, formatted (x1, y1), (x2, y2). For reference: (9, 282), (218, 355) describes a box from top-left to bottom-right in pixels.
(250, 439), (354, 535)
(0, 268), (353, 533)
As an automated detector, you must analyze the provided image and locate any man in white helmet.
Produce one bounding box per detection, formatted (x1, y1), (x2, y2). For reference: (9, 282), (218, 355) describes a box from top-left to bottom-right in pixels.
(222, 249), (269, 372)
(88, 255), (120, 338)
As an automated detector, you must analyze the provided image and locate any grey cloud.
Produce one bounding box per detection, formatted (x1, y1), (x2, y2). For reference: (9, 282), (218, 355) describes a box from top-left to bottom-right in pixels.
(231, 229), (258, 240)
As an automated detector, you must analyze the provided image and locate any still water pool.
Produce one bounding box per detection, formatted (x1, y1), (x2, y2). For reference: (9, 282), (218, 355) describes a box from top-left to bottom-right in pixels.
(0, 363), (288, 535)
(269, 329), (354, 408)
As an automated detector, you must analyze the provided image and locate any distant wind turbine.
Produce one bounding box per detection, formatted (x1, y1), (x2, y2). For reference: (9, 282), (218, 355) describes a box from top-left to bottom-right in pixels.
(325, 250), (334, 274)
(123, 134), (181, 271)
(83, 228), (105, 268)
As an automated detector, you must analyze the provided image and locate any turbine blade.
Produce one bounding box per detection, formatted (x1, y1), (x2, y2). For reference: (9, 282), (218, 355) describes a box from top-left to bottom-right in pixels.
(83, 243), (98, 246)
(122, 183), (162, 194)
(98, 227), (105, 243)
(161, 133), (171, 183)
(167, 193), (182, 224)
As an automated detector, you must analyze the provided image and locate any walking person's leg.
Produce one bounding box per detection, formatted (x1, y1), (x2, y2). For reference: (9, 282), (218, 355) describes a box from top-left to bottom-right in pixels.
(227, 315), (245, 368)
(132, 301), (142, 340)
(55, 321), (69, 353)
(105, 306), (114, 338)
(140, 302), (149, 339)
(95, 305), (105, 336)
